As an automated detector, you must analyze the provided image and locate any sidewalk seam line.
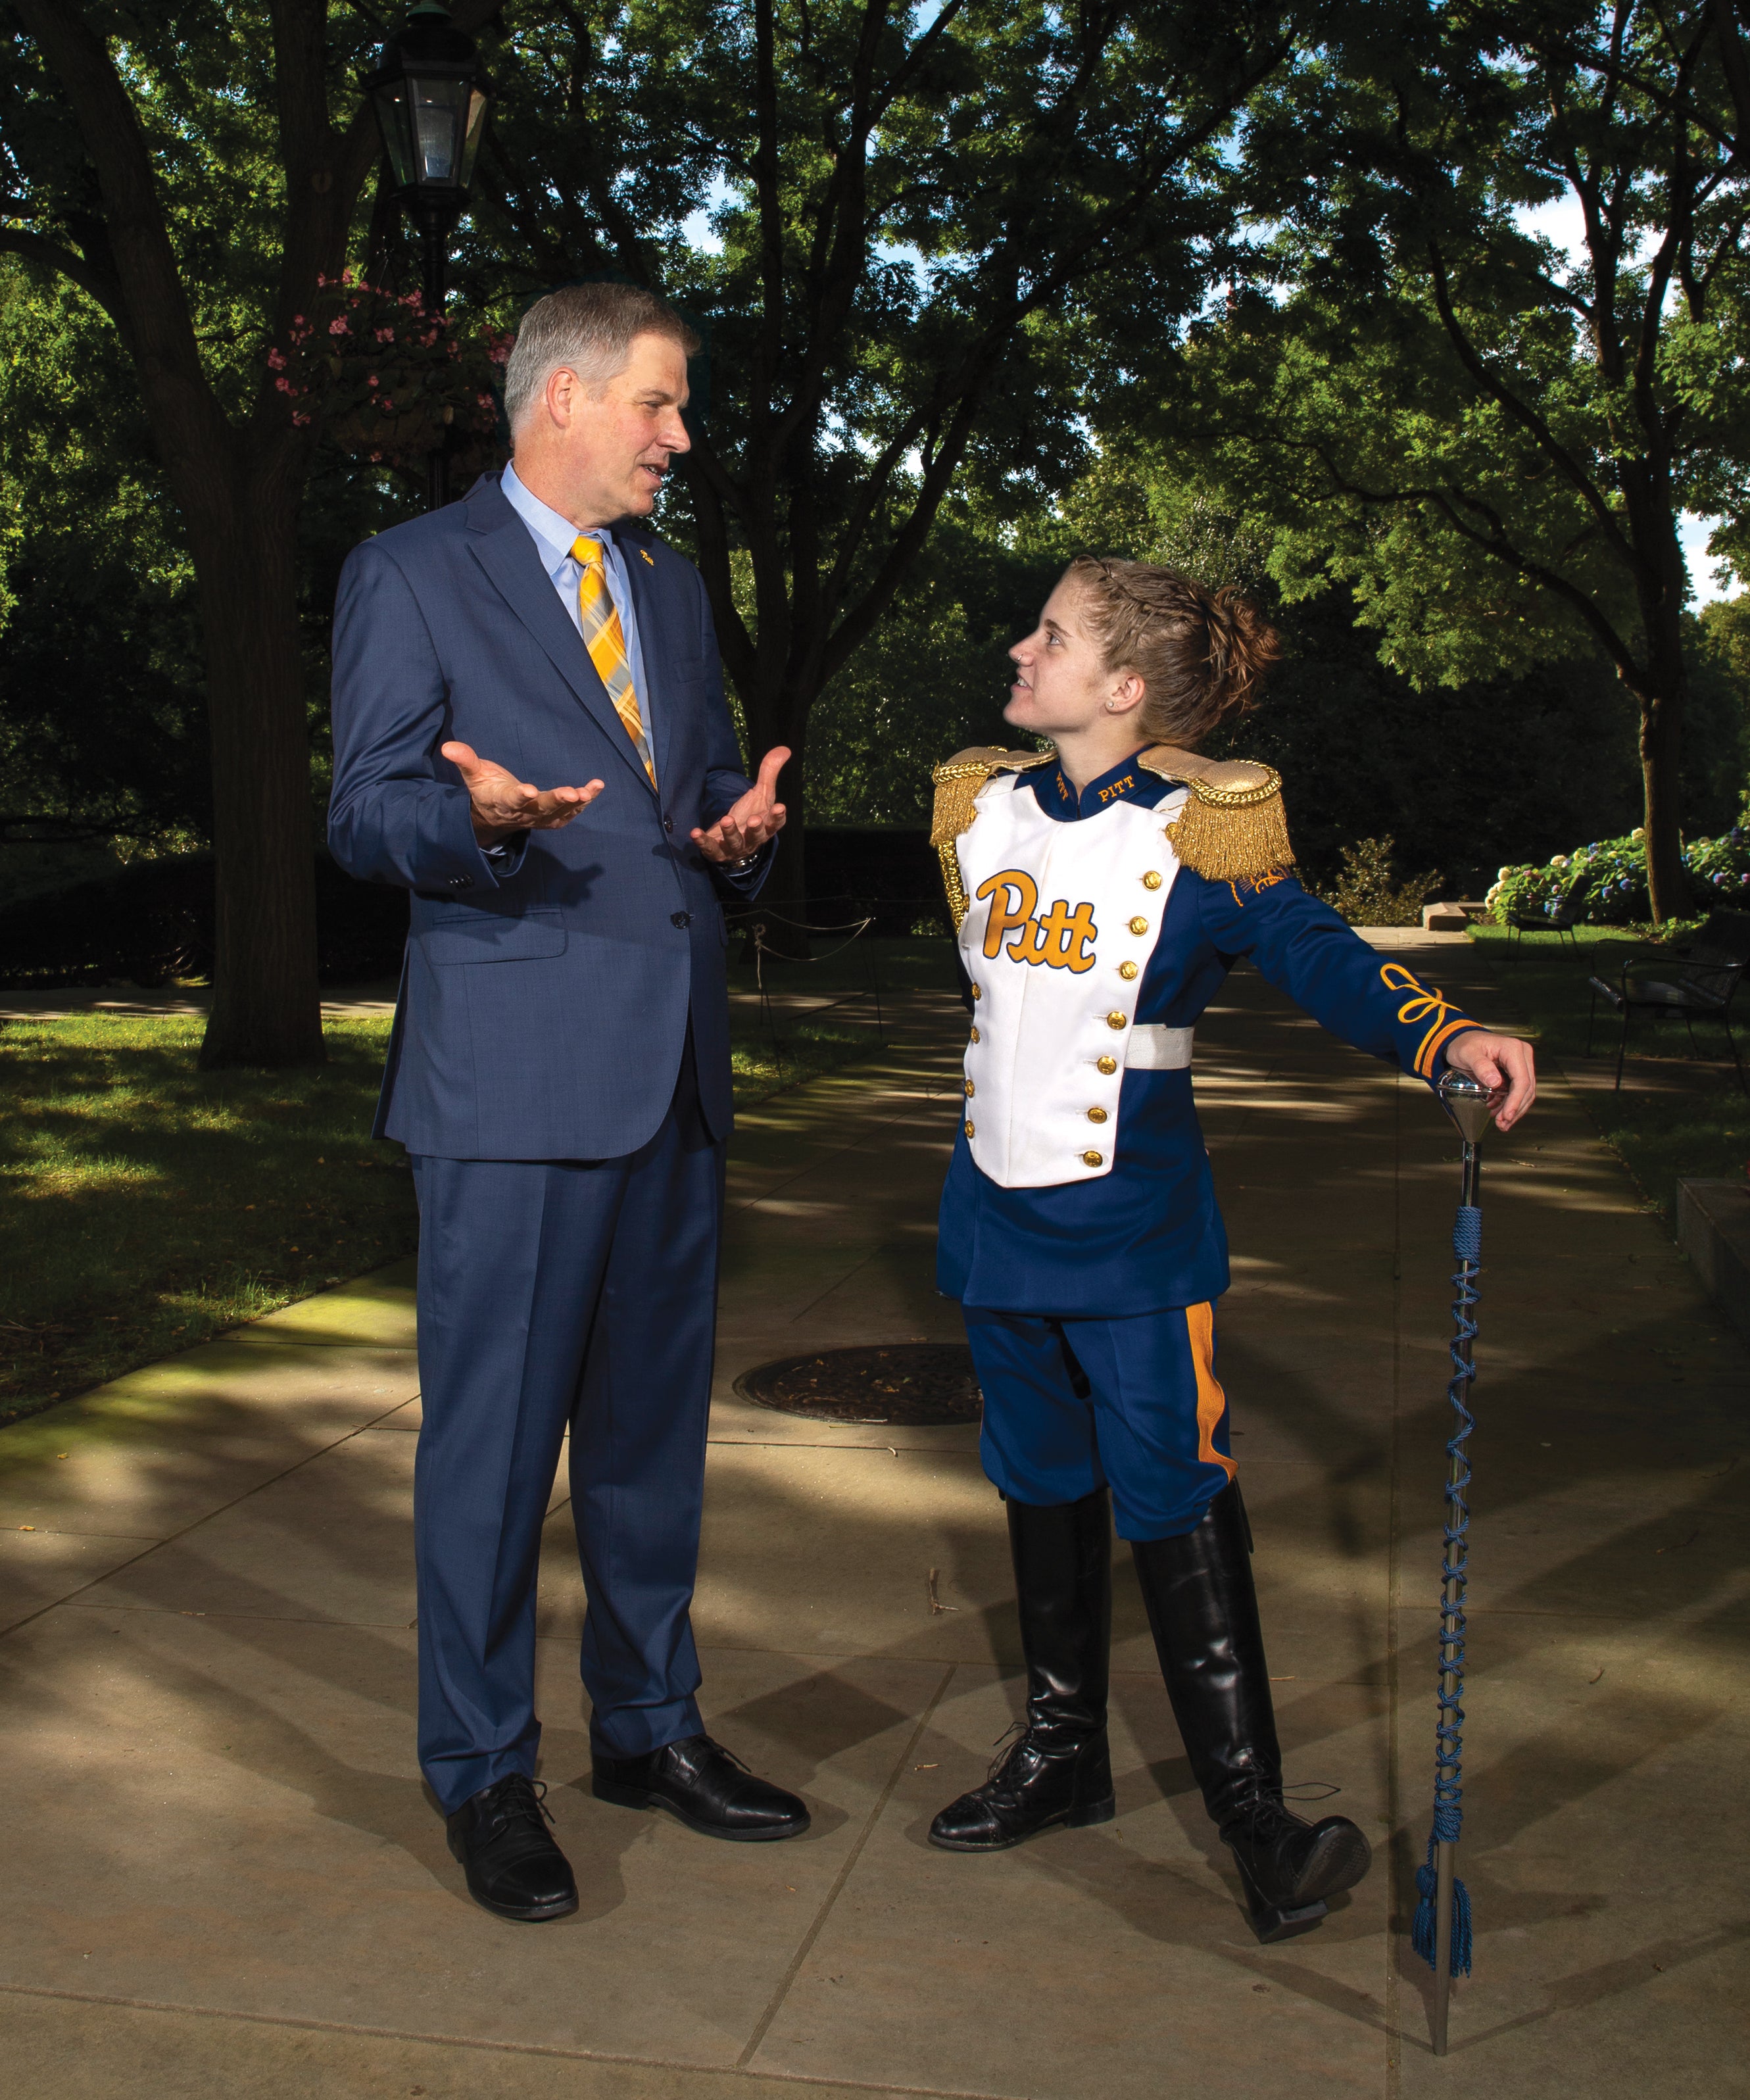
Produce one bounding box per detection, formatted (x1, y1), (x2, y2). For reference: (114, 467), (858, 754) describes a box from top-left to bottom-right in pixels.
(0, 1397), (418, 1646)
(0, 1980), (1010, 2099)
(735, 1659), (959, 2072)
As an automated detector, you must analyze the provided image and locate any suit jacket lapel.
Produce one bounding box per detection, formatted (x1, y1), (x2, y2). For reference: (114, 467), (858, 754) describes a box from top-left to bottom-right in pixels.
(465, 483), (654, 796)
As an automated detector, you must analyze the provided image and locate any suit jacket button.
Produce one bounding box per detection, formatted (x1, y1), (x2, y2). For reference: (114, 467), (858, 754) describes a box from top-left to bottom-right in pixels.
(671, 911), (692, 928)
(664, 816), (674, 832)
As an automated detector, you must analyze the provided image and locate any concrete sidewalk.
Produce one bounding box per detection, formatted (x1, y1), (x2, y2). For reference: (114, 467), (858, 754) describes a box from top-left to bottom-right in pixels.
(2, 939), (1745, 2099)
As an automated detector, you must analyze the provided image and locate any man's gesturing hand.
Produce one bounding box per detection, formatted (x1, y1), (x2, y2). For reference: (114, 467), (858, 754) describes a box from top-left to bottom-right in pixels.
(442, 742), (606, 846)
(691, 746), (790, 865)
(1445, 1029), (1537, 1132)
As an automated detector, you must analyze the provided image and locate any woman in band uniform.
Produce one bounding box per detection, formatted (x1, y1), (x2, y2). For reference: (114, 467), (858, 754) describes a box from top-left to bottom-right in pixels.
(925, 556), (1534, 1941)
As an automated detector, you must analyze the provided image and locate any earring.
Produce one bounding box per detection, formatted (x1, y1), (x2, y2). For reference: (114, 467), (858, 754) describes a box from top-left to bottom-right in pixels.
(1104, 700), (1121, 712)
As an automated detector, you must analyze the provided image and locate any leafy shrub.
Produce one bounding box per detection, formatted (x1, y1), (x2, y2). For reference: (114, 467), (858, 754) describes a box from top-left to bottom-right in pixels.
(1487, 814), (1750, 927)
(1319, 837), (1444, 926)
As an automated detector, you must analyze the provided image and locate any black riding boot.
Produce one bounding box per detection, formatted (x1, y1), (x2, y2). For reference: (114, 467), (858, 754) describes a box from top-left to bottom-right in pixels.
(929, 1488), (1116, 1851)
(1131, 1482), (1371, 1943)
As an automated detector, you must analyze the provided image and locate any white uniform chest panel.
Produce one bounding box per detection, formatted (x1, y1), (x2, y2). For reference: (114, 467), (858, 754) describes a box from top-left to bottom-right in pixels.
(956, 777), (1185, 1188)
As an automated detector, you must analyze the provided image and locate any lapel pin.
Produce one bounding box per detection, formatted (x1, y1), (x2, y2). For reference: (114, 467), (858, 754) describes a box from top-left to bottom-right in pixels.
(640, 549), (654, 566)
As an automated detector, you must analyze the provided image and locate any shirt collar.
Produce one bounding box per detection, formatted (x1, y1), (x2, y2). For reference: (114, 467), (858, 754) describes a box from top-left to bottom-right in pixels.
(501, 459), (614, 580)
(1031, 750), (1167, 821)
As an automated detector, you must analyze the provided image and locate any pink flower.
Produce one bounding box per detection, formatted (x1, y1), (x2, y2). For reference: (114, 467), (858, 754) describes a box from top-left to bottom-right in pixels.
(328, 316), (349, 335)
(375, 328), (394, 343)
(380, 397), (395, 412)
(366, 374), (379, 387)
(274, 376), (294, 393)
(266, 346), (287, 370)
(291, 411), (312, 426)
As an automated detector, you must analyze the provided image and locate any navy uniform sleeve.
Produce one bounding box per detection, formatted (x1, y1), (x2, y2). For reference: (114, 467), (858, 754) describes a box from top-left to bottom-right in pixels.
(1194, 871), (1482, 1085)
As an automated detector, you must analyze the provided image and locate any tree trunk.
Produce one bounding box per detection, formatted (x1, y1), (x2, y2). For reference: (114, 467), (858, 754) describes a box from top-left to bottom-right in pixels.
(1628, 573), (1689, 929)
(1637, 681), (1688, 930)
(190, 477), (324, 1069)
(743, 677), (814, 955)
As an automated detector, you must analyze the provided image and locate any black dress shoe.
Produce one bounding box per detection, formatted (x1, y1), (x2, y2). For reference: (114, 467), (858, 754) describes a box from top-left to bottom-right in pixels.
(593, 1734), (810, 1841)
(445, 1774), (578, 1922)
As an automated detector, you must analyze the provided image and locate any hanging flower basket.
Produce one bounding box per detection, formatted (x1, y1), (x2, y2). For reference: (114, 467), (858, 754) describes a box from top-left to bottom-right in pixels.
(268, 271), (512, 470)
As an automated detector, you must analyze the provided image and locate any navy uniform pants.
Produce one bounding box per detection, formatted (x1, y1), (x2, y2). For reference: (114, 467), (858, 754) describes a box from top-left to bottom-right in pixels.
(961, 1300), (1237, 1541)
(408, 1047), (723, 1813)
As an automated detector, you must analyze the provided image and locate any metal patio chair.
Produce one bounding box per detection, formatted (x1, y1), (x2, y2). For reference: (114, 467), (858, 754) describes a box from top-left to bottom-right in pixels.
(1505, 867), (1595, 960)
(1586, 908), (1750, 1094)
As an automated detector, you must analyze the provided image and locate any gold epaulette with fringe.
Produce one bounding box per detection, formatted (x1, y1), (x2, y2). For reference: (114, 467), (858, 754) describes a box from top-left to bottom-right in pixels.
(1138, 745), (1294, 884)
(930, 746), (1054, 927)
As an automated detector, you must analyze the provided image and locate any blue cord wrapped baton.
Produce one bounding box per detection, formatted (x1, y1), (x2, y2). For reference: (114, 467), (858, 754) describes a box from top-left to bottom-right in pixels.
(1415, 1069), (1493, 2056)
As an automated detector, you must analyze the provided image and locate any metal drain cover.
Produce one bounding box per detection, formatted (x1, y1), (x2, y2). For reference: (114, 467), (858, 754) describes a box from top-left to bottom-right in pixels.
(733, 1344), (981, 1426)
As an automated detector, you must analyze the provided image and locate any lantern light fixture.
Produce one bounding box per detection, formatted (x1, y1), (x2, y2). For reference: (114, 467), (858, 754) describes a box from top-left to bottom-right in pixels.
(365, 3), (491, 237)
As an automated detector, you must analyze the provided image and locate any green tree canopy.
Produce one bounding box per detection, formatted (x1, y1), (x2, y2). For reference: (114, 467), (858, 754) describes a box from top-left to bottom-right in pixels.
(470, 0), (1301, 917)
(1123, 0), (1750, 921)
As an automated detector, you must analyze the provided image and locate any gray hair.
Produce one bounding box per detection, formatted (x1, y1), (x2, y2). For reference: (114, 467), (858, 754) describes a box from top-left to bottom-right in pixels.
(503, 282), (700, 433)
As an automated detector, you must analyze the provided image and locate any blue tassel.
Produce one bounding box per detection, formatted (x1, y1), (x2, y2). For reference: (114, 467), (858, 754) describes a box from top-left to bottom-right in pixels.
(1411, 1834), (1473, 1976)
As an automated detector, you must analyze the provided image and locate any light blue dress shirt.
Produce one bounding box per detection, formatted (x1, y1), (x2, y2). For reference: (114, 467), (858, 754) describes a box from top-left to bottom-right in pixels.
(500, 459), (656, 779)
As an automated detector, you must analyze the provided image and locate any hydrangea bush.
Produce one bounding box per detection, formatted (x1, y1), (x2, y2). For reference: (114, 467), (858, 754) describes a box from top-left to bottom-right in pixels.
(1486, 811), (1750, 927)
(268, 271), (511, 470)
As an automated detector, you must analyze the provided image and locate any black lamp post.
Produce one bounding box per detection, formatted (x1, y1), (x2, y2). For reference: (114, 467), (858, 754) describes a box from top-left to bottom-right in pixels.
(366, 3), (491, 509)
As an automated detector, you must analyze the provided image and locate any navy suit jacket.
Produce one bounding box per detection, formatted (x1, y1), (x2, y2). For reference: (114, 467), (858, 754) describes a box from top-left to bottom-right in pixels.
(328, 469), (764, 1161)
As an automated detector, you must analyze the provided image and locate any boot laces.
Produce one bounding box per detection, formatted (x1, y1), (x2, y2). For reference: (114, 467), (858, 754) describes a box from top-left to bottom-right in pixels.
(1225, 1782), (1298, 1847)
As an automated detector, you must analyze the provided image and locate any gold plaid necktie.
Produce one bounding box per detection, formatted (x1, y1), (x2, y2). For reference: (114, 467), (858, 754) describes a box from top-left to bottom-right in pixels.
(571, 535), (655, 787)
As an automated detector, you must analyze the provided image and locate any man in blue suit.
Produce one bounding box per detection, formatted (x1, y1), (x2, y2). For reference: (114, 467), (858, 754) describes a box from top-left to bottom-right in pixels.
(329, 283), (807, 1922)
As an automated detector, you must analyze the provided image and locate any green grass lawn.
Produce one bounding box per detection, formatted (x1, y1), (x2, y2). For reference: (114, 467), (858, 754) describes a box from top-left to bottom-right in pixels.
(0, 938), (960, 1429)
(1467, 923), (1749, 1219)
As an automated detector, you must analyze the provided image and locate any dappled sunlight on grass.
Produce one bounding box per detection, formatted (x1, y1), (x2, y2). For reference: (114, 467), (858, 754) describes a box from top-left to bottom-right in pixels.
(0, 1013), (416, 1427)
(2, 985), (931, 1427)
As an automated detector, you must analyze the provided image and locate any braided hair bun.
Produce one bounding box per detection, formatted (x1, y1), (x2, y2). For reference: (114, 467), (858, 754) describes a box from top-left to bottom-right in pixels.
(1065, 554), (1280, 749)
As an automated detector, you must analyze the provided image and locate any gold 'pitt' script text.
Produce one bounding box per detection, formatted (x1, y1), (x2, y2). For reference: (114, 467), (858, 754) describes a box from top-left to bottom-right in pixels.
(975, 871), (1099, 972)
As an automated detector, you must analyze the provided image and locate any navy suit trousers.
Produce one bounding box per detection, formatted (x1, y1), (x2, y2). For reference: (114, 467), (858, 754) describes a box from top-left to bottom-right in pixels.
(409, 1048), (723, 1813)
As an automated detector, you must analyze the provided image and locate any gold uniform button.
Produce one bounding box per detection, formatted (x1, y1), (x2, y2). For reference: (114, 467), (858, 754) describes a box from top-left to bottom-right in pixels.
(1081, 1150), (1104, 1168)
(1129, 916), (1149, 935)
(1086, 1106), (1107, 1123)
(969, 1026), (980, 1044)
(970, 983), (982, 1000)
(1106, 1012), (1127, 1029)
(1118, 960), (1139, 981)
(1097, 1055), (1118, 1075)
(1142, 871), (1163, 891)
(963, 1078), (975, 1098)
(965, 1119), (975, 1138)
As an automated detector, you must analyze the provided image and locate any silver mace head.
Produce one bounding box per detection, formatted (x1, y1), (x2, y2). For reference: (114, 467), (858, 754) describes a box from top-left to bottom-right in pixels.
(1438, 1069), (1494, 1146)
